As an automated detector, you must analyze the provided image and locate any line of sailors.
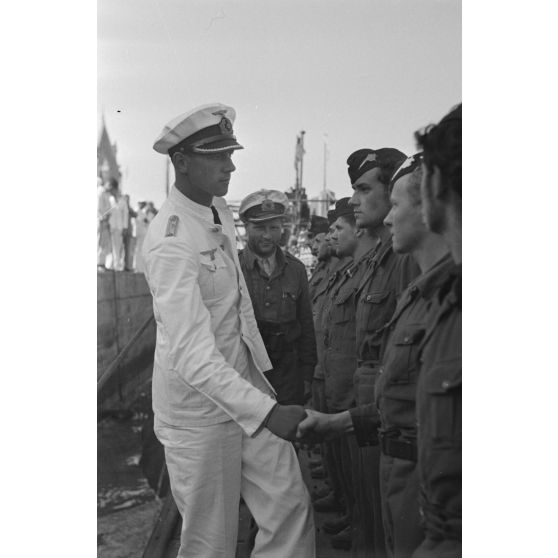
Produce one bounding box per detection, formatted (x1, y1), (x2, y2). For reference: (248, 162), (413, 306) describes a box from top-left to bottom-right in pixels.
(236, 103), (462, 558)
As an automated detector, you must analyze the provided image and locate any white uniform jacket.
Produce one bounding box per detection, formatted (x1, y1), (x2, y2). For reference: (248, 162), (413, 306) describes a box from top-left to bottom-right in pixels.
(143, 187), (277, 436)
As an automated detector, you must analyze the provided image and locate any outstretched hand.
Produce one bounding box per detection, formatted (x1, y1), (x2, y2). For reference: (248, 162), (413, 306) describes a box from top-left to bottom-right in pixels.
(296, 410), (350, 443)
(264, 404), (308, 442)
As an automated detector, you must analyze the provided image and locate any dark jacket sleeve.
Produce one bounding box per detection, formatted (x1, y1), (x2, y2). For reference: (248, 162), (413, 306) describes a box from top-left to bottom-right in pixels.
(296, 264), (318, 382)
(349, 404), (380, 446)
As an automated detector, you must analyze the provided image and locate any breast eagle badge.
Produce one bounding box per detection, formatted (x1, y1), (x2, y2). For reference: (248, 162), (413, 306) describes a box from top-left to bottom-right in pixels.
(200, 248), (218, 261)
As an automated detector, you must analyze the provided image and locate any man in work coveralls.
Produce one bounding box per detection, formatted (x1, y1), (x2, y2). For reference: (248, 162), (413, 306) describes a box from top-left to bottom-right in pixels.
(298, 148), (419, 557)
(412, 103), (462, 558)
(309, 210), (352, 515)
(238, 189), (317, 406)
(307, 214), (335, 413)
(297, 146), (457, 557)
(143, 103), (315, 558)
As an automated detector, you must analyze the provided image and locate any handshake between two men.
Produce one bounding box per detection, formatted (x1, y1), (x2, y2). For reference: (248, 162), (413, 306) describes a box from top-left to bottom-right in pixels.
(263, 403), (354, 443)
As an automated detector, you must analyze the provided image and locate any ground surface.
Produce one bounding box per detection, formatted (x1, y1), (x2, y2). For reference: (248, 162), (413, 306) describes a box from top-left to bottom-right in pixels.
(98, 414), (351, 557)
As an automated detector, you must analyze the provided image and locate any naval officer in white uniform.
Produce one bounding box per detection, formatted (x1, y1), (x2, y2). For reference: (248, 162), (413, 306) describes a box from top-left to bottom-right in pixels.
(143, 103), (315, 558)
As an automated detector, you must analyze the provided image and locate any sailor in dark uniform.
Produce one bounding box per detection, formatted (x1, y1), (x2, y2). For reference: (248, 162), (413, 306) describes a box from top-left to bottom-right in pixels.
(238, 189), (317, 406)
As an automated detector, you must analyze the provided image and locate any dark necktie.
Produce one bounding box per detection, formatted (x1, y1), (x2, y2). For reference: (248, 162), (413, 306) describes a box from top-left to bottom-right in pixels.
(210, 205), (222, 225)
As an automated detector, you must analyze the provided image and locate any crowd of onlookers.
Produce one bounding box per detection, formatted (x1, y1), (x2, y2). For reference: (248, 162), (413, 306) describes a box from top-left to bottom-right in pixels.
(98, 177), (318, 275)
(97, 177), (158, 273)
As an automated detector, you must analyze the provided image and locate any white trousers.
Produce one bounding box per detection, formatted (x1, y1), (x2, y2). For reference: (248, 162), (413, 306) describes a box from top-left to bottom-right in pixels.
(108, 229), (124, 271)
(135, 233), (146, 273)
(155, 420), (315, 558)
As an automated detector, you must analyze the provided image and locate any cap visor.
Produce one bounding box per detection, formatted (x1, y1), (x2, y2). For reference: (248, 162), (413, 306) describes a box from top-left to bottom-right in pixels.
(245, 213), (289, 223)
(193, 138), (244, 153)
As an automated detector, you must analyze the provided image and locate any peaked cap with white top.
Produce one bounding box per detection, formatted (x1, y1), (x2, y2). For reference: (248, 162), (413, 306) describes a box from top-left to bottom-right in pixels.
(153, 103), (244, 155)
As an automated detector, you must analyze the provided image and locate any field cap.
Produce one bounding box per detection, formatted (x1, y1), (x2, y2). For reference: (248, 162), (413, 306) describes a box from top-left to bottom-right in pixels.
(153, 103), (244, 155)
(347, 148), (407, 184)
(334, 197), (354, 219)
(308, 215), (329, 235)
(390, 152), (424, 187)
(239, 189), (289, 223)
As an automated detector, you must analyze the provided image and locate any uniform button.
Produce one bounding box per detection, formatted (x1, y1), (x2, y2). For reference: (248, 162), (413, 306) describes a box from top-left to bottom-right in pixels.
(366, 294), (372, 301)
(441, 380), (450, 389)
(210, 226), (219, 232)
(265, 286), (271, 291)
(404, 336), (411, 343)
(265, 302), (270, 307)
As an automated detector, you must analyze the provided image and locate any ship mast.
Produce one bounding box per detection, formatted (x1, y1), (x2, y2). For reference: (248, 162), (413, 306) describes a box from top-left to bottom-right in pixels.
(322, 133), (328, 217)
(294, 130), (306, 234)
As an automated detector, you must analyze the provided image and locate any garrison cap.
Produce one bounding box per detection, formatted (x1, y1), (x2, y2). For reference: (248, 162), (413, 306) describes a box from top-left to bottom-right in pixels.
(239, 189), (289, 223)
(347, 148), (407, 184)
(390, 152), (424, 187)
(153, 103), (244, 155)
(327, 209), (337, 225)
(334, 197), (354, 219)
(308, 215), (329, 236)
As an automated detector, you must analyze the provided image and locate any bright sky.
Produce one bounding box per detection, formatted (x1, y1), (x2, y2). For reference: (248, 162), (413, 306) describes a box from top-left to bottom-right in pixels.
(98, 0), (461, 208)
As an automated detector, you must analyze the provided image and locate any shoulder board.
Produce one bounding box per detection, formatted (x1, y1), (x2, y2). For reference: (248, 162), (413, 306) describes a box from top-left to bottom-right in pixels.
(165, 215), (179, 237)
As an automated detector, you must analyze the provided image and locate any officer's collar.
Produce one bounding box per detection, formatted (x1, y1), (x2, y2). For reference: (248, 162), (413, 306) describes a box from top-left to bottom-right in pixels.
(168, 185), (217, 224)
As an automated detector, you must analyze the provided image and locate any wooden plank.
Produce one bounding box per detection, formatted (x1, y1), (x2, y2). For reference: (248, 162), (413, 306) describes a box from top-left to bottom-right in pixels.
(97, 272), (116, 302)
(115, 272), (151, 298)
(142, 493), (180, 558)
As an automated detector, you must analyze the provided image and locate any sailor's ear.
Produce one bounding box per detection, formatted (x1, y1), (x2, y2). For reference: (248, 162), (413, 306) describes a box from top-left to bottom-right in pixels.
(171, 151), (189, 175)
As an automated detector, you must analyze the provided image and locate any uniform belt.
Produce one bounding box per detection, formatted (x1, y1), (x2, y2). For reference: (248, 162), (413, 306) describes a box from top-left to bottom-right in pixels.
(379, 432), (417, 462)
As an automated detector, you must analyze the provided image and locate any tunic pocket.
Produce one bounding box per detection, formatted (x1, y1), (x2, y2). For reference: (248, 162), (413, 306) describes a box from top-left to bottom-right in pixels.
(280, 289), (298, 322)
(199, 251), (231, 300)
(421, 359), (462, 444)
(331, 288), (355, 325)
(389, 326), (425, 385)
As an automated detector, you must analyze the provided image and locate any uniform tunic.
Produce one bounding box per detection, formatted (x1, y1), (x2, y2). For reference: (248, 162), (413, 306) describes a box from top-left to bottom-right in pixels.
(350, 234), (420, 558)
(413, 264), (461, 558)
(322, 253), (372, 412)
(142, 187), (315, 558)
(308, 256), (346, 411)
(321, 250), (374, 552)
(373, 254), (453, 558)
(310, 256), (351, 507)
(239, 245), (317, 405)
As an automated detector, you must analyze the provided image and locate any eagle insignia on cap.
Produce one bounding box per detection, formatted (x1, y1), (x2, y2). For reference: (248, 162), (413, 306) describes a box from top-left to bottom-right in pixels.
(219, 117), (233, 134)
(398, 156), (416, 171)
(358, 153), (376, 169)
(261, 199), (275, 212)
